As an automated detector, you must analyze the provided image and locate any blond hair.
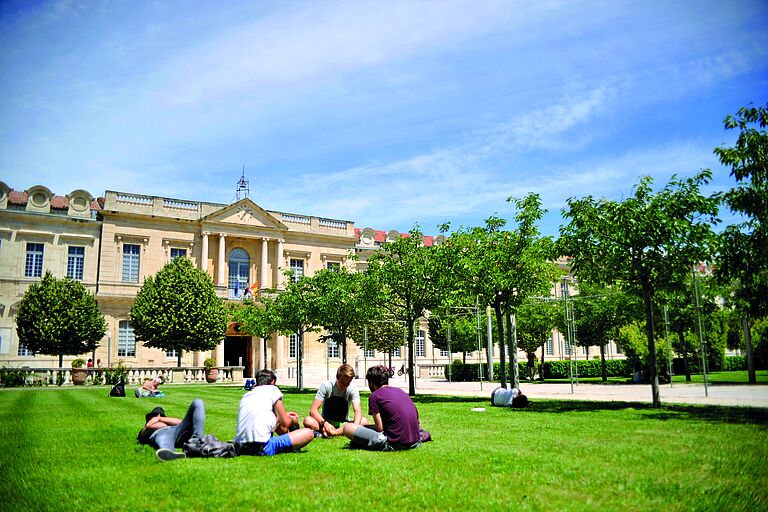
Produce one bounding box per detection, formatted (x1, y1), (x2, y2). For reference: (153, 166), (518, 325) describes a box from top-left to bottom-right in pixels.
(336, 364), (355, 380)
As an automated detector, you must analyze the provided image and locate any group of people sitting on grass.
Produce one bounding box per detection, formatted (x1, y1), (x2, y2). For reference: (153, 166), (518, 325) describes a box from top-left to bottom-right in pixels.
(137, 363), (525, 461)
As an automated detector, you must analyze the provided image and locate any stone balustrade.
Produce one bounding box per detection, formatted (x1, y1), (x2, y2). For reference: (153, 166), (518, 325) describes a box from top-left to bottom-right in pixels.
(0, 366), (245, 387)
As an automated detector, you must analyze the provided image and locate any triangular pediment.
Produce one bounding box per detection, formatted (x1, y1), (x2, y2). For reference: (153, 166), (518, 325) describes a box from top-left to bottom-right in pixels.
(202, 199), (287, 230)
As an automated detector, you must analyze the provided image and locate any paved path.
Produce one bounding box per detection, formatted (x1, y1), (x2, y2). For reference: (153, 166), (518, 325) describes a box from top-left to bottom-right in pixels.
(333, 376), (768, 408)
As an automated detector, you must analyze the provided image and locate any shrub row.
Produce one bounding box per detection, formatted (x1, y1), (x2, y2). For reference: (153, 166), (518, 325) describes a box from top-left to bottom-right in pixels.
(444, 359), (633, 381)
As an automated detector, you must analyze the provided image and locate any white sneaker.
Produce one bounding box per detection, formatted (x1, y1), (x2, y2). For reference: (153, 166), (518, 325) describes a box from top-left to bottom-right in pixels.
(156, 448), (186, 461)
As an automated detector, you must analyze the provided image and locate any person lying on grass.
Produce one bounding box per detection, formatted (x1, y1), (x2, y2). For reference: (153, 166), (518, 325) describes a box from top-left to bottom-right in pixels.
(233, 369), (315, 456)
(343, 365), (431, 451)
(303, 363), (368, 438)
(135, 374), (165, 398)
(490, 386), (528, 408)
(137, 399), (205, 461)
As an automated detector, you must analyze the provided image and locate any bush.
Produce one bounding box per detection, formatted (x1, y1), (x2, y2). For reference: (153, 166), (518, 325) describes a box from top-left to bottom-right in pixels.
(104, 360), (130, 385)
(541, 359), (631, 379)
(0, 367), (28, 387)
(722, 356), (747, 371)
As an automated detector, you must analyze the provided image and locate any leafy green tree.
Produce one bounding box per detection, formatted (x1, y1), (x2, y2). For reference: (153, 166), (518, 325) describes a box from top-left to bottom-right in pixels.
(428, 313), (479, 363)
(348, 314), (406, 368)
(16, 271), (106, 367)
(308, 268), (376, 364)
(558, 171), (720, 407)
(365, 227), (444, 395)
(714, 103), (768, 383)
(567, 282), (638, 382)
(516, 298), (559, 380)
(229, 296), (278, 370)
(269, 275), (319, 389)
(442, 195), (559, 388)
(130, 257), (227, 367)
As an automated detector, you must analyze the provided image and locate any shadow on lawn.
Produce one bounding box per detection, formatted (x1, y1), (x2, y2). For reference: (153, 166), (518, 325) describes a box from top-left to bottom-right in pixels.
(523, 399), (768, 426)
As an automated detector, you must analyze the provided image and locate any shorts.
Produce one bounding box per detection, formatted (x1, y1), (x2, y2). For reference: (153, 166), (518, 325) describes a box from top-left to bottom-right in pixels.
(237, 434), (294, 456)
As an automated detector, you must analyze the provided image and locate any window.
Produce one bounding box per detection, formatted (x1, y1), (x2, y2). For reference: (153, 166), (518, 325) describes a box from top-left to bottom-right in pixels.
(67, 246), (85, 280)
(392, 347), (401, 358)
(118, 320), (136, 357)
(615, 343), (623, 354)
(440, 349), (450, 357)
(25, 243), (44, 278)
(121, 244), (140, 283)
(170, 248), (186, 260)
(364, 348), (375, 358)
(166, 349), (178, 358)
(289, 333), (298, 358)
(327, 338), (339, 358)
(546, 335), (553, 356)
(228, 248), (250, 298)
(326, 261), (340, 272)
(290, 259), (304, 282)
(564, 341), (572, 356)
(18, 342), (34, 356)
(415, 330), (426, 357)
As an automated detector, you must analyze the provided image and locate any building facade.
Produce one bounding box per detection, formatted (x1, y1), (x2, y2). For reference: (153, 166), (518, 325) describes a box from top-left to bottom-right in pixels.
(1, 181), (622, 382)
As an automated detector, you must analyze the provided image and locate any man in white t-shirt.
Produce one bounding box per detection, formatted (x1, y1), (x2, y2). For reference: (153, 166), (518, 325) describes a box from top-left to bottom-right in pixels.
(491, 386), (528, 408)
(303, 364), (368, 437)
(234, 369), (315, 456)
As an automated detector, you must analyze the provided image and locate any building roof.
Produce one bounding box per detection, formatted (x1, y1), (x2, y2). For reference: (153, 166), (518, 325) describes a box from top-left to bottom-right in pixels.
(5, 188), (102, 211)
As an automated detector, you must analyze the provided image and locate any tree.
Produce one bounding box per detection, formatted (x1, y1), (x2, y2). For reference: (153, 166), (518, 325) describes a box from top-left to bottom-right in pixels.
(714, 103), (768, 383)
(130, 257), (227, 367)
(428, 313), (479, 363)
(443, 195), (559, 389)
(516, 298), (559, 381)
(308, 267), (376, 364)
(567, 282), (638, 382)
(348, 314), (407, 369)
(365, 227), (444, 395)
(229, 296), (278, 370)
(269, 275), (319, 389)
(558, 171), (720, 407)
(16, 271), (106, 367)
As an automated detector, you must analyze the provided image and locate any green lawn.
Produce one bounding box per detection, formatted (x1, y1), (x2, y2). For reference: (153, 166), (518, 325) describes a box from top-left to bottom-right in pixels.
(1, 385), (767, 511)
(524, 370), (768, 385)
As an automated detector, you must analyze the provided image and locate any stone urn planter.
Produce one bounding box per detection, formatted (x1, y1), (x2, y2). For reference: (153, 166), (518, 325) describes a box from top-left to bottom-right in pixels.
(71, 358), (87, 386)
(204, 358), (218, 383)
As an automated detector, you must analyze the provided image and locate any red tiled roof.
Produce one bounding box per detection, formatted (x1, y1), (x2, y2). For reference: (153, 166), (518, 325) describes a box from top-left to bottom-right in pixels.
(8, 191), (27, 204)
(50, 196), (68, 209)
(5, 188), (103, 211)
(355, 227), (434, 246)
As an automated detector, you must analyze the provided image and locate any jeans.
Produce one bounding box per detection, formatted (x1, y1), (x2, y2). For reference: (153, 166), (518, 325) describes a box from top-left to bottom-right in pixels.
(150, 399), (206, 450)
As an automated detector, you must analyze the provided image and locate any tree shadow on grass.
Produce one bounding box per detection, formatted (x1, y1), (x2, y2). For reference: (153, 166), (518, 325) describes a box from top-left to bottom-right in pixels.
(519, 399), (768, 427)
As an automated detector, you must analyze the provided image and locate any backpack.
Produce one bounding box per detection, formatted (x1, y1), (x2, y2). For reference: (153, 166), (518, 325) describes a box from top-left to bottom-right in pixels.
(244, 378), (255, 391)
(183, 434), (236, 458)
(109, 383), (126, 397)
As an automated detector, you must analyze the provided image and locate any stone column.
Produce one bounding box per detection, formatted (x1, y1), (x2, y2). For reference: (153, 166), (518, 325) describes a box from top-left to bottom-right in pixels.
(201, 232), (209, 272)
(260, 238), (269, 289)
(216, 343), (225, 368)
(217, 233), (226, 286)
(276, 239), (284, 289)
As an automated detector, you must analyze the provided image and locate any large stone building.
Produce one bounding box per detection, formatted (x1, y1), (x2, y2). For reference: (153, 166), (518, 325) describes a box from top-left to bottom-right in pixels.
(0, 181), (622, 381)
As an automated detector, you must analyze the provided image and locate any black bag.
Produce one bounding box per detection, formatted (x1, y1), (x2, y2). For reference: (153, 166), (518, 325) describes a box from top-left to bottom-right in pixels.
(109, 383), (126, 397)
(183, 434), (236, 458)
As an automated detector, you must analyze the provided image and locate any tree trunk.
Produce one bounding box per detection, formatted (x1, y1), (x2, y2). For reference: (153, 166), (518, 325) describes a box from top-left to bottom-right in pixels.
(177, 350), (183, 368)
(462, 351), (467, 364)
(494, 302), (507, 388)
(341, 331), (348, 364)
(540, 344), (545, 382)
(677, 327), (691, 382)
(642, 280), (660, 407)
(506, 306), (519, 389)
(297, 331), (304, 390)
(600, 343), (607, 383)
(743, 317), (756, 384)
(59, 353), (64, 368)
(407, 318), (416, 396)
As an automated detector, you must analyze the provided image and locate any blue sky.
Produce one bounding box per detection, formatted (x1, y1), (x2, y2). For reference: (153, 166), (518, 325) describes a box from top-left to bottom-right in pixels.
(1, 0), (766, 237)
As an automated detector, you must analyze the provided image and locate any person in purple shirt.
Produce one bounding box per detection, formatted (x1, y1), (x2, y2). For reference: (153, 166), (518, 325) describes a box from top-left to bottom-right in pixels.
(342, 365), (427, 451)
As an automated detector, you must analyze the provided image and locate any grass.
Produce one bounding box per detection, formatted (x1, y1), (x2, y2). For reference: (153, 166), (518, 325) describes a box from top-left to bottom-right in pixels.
(1, 385), (767, 511)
